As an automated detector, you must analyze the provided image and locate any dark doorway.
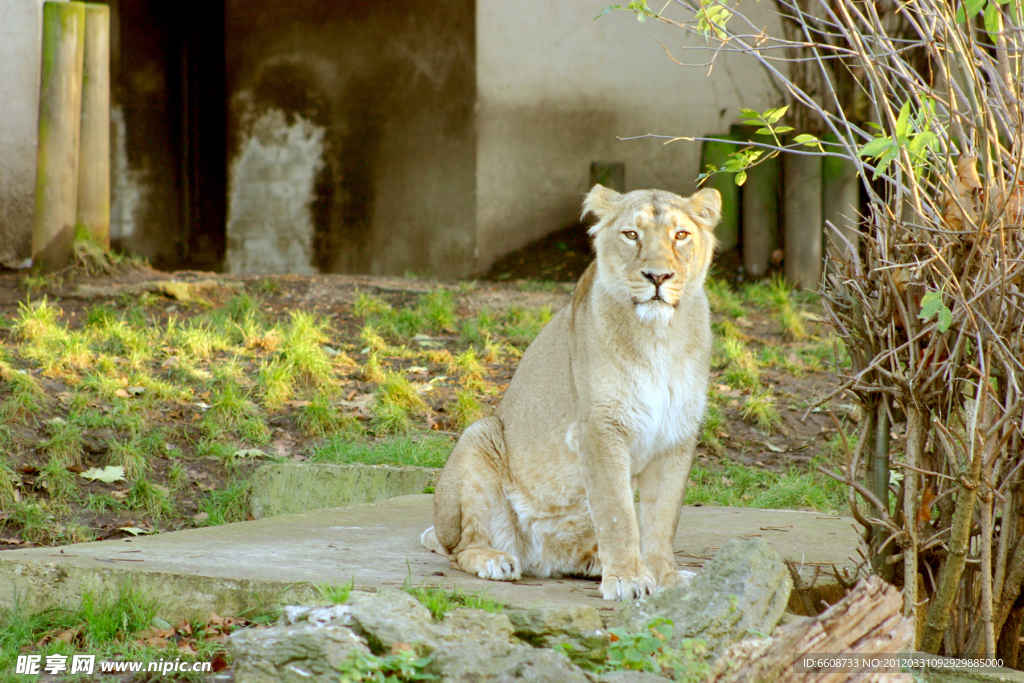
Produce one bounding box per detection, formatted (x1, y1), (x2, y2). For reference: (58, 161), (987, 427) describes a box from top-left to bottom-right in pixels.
(112, 0), (227, 270)
(180, 2), (227, 270)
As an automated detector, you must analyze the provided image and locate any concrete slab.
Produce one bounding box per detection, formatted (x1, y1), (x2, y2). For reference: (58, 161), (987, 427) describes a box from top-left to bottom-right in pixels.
(250, 463), (438, 519)
(0, 495), (860, 622)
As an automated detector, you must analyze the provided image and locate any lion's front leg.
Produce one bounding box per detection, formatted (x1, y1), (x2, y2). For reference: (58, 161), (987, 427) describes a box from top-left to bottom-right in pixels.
(580, 423), (655, 600)
(637, 439), (696, 589)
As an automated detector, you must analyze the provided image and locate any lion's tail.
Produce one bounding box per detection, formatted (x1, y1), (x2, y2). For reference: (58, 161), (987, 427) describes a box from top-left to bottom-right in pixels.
(420, 526), (447, 556)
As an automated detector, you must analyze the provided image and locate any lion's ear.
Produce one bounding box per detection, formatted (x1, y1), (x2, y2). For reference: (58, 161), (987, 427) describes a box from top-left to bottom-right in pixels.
(688, 188), (722, 230)
(582, 184), (622, 224)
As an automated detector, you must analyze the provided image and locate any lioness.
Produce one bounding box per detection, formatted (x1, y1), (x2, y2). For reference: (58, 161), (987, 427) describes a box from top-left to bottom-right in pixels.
(422, 184), (720, 600)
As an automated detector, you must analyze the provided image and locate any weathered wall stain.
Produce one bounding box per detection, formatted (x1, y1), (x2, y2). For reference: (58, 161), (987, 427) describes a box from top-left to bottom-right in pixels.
(224, 0), (476, 277)
(109, 105), (149, 242)
(225, 108), (325, 274)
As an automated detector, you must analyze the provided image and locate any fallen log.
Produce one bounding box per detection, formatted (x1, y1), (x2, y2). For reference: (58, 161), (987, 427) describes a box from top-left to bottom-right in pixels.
(708, 575), (914, 683)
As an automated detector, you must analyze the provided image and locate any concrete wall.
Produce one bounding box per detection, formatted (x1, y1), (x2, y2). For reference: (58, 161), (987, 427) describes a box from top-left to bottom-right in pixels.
(0, 0), (55, 268)
(223, 0), (476, 277)
(475, 1), (781, 272)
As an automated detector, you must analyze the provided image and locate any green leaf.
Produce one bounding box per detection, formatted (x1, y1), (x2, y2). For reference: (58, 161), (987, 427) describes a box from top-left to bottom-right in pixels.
(858, 136), (893, 158)
(872, 146), (900, 179)
(956, 4), (967, 20)
(740, 108), (760, 118)
(773, 126), (794, 134)
(80, 466), (126, 483)
(735, 171), (747, 186)
(764, 105), (790, 124)
(793, 134), (819, 146)
(937, 307), (953, 332)
(754, 127), (772, 135)
(984, 1), (1002, 36)
(909, 131), (937, 156)
(966, 0), (987, 17)
(594, 5), (622, 20)
(894, 101), (911, 140)
(919, 291), (943, 320)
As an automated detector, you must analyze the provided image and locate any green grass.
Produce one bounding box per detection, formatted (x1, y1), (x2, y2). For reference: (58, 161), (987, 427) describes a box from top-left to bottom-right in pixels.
(403, 583), (503, 620)
(419, 289), (456, 332)
(298, 394), (347, 437)
(687, 461), (844, 513)
(311, 435), (454, 468)
(39, 455), (77, 505)
(740, 389), (782, 433)
(316, 578), (355, 605)
(84, 492), (126, 513)
(281, 311), (334, 386)
(501, 306), (553, 347)
(125, 476), (175, 519)
(0, 457), (17, 511)
(451, 389), (485, 430)
(0, 585), (238, 683)
(372, 372), (427, 433)
(460, 309), (498, 346)
(705, 278), (746, 318)
(258, 357), (295, 410)
(718, 338), (762, 390)
(744, 275), (807, 340)
(700, 399), (726, 455)
(41, 418), (84, 466)
(450, 348), (486, 392)
(198, 480), (251, 525)
(0, 357), (47, 422)
(107, 437), (148, 480)
(7, 501), (57, 545)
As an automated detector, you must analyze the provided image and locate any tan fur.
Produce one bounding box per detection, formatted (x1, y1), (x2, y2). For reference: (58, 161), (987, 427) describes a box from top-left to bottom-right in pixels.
(424, 185), (720, 600)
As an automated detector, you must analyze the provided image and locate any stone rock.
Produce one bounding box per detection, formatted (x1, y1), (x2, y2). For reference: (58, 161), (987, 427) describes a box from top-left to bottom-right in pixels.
(609, 538), (792, 657)
(229, 623), (369, 683)
(346, 588), (439, 654)
(437, 607), (516, 643)
(427, 641), (591, 682)
(504, 605), (610, 666)
(279, 604), (352, 627)
(598, 672), (675, 683)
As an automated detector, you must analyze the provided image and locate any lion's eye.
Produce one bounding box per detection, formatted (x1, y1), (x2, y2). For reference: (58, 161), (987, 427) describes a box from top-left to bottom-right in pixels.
(675, 231), (691, 241)
(623, 231), (638, 240)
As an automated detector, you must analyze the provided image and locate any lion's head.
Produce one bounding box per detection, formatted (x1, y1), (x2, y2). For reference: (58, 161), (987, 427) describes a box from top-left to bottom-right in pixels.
(583, 185), (721, 323)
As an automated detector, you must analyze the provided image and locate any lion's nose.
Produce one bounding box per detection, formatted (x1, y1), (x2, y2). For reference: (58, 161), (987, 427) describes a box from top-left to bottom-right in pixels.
(641, 271), (674, 287)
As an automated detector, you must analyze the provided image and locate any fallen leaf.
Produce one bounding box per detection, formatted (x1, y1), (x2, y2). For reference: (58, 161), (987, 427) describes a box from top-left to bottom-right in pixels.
(918, 486), (938, 524)
(764, 441), (786, 453)
(118, 526), (152, 536)
(210, 652), (229, 671)
(193, 512), (209, 524)
(942, 155), (981, 230)
(391, 642), (413, 654)
(233, 448), (266, 459)
(126, 386), (145, 396)
(80, 466), (126, 483)
(55, 627), (80, 644)
(114, 388), (131, 398)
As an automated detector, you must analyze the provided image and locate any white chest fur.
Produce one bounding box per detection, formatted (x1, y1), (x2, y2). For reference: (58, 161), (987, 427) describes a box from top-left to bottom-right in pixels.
(618, 347), (707, 473)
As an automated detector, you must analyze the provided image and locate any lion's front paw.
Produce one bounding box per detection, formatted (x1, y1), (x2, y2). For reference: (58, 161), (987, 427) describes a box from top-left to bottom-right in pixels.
(600, 571), (656, 600)
(455, 547), (522, 581)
